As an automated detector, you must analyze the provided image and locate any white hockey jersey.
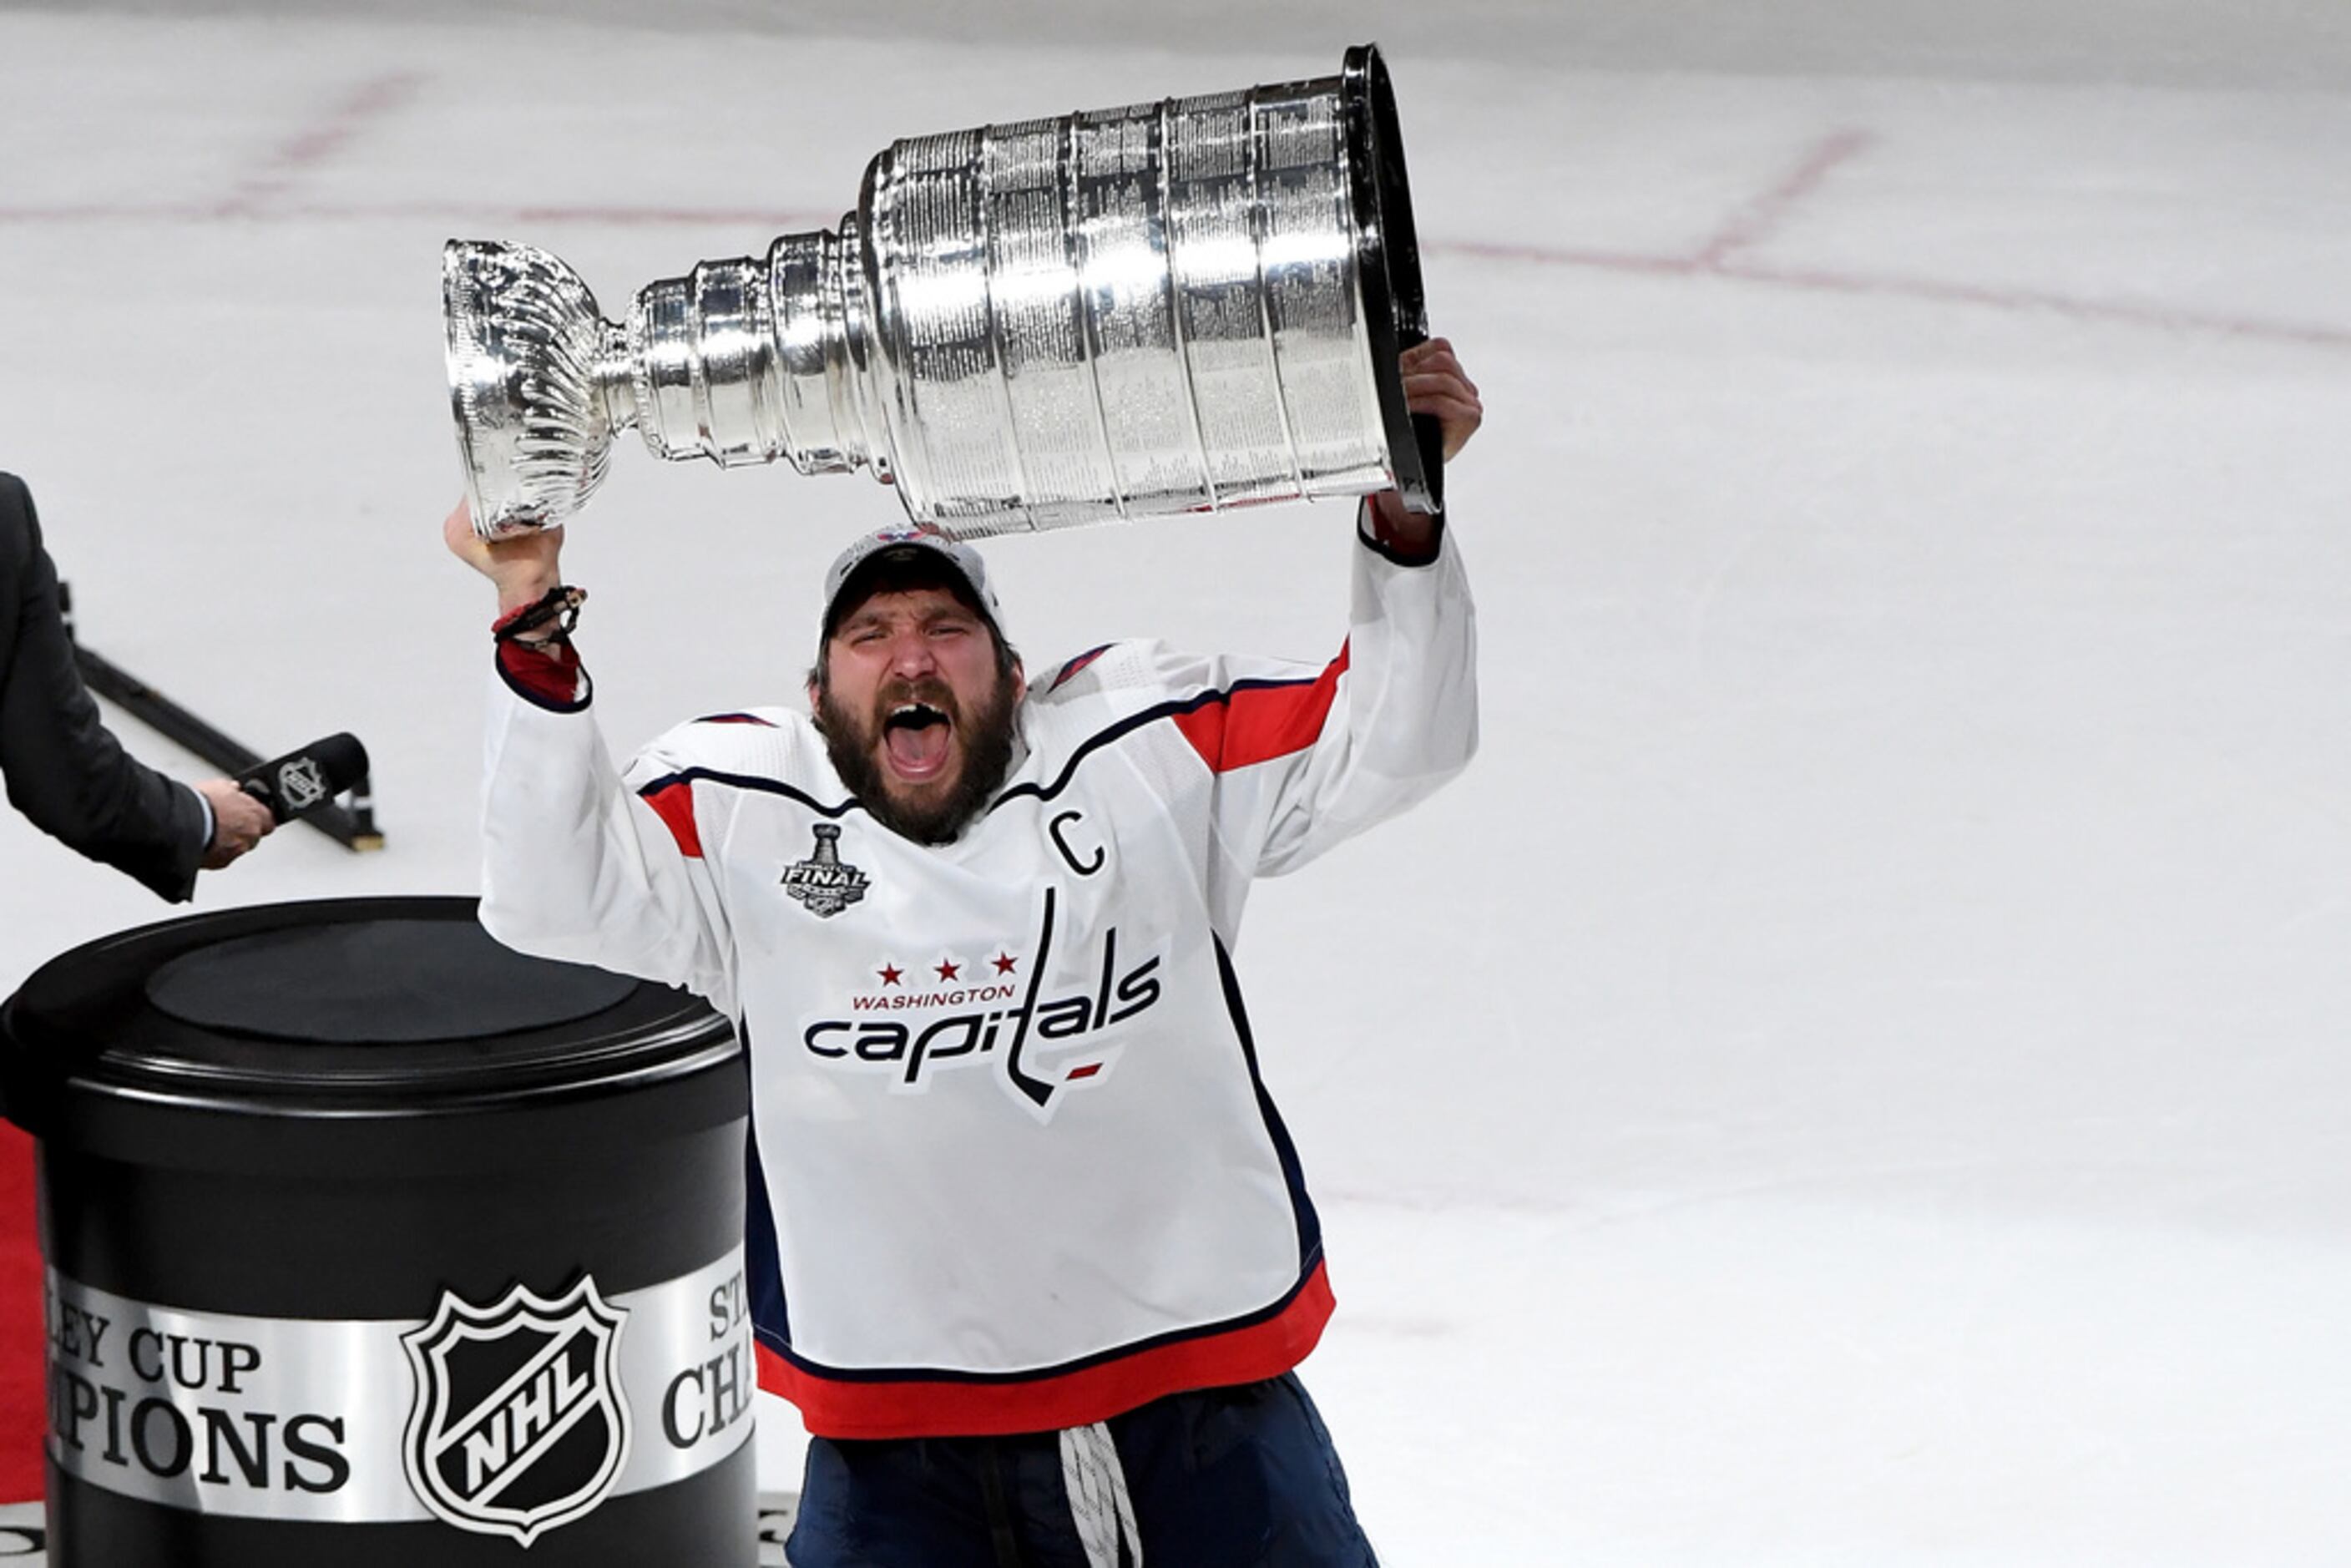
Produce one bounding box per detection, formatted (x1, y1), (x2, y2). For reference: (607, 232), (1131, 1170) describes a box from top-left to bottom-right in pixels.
(478, 528), (1477, 1439)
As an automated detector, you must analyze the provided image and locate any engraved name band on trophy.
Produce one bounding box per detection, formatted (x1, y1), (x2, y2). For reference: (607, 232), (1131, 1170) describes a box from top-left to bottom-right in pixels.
(443, 43), (1438, 541)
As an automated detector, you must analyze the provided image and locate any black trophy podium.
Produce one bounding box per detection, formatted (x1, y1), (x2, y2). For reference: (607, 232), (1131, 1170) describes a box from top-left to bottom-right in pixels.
(0, 898), (757, 1568)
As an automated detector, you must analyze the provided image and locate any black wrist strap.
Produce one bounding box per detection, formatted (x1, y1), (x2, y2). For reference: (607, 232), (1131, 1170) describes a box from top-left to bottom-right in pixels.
(493, 585), (586, 644)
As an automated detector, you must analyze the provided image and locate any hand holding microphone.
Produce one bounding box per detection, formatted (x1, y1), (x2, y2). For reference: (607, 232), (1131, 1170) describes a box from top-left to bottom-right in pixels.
(195, 732), (372, 870)
(194, 779), (273, 868)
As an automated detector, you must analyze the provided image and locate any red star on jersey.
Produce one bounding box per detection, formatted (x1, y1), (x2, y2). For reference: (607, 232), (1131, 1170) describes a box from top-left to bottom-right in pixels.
(993, 953), (1018, 975)
(934, 959), (961, 981)
(877, 964), (902, 986)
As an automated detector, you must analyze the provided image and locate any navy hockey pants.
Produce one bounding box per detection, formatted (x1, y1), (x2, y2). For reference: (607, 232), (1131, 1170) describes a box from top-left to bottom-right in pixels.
(784, 1373), (1381, 1568)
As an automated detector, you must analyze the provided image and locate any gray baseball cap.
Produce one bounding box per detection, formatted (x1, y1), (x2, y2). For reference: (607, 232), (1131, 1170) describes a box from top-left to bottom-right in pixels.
(819, 526), (1002, 642)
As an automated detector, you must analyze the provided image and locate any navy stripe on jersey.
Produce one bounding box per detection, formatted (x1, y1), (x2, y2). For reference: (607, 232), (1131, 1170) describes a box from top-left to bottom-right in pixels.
(695, 711), (781, 727)
(992, 673), (1329, 812)
(636, 667), (1334, 832)
(739, 1034), (794, 1357)
(636, 766), (858, 818)
(1048, 644), (1115, 692)
(1213, 933), (1324, 1272)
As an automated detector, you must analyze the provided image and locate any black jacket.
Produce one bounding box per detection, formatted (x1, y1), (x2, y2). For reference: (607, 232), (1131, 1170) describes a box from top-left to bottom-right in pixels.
(0, 473), (205, 901)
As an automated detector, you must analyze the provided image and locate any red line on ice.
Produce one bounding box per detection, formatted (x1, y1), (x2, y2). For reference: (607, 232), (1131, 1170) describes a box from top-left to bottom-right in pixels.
(1715, 257), (2351, 350)
(212, 71), (429, 218)
(1431, 123), (2351, 353)
(0, 150), (2344, 352)
(1693, 127), (1876, 269)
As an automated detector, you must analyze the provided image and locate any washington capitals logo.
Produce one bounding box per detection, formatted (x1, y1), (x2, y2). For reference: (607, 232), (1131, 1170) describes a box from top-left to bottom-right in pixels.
(401, 1277), (631, 1547)
(800, 888), (1165, 1120)
(784, 823), (870, 918)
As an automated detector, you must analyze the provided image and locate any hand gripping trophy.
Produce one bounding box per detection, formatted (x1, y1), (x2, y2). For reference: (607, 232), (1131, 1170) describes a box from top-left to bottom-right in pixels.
(443, 44), (1442, 541)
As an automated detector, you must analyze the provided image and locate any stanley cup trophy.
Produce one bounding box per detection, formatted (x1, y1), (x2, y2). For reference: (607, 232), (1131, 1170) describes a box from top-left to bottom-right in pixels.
(445, 43), (1439, 542)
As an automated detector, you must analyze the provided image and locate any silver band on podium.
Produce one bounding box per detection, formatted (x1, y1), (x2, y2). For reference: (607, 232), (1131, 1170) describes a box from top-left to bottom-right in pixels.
(44, 1247), (755, 1535)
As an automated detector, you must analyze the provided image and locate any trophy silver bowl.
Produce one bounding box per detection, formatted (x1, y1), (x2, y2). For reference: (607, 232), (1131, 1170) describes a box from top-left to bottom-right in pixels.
(446, 43), (1438, 541)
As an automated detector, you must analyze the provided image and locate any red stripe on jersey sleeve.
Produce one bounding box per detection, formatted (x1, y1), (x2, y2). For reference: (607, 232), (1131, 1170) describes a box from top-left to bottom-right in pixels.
(495, 638), (584, 706)
(752, 1261), (1336, 1439)
(638, 781), (703, 859)
(1170, 645), (1351, 773)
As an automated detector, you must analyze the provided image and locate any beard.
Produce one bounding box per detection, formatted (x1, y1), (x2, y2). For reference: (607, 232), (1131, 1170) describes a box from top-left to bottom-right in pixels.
(815, 670), (1020, 846)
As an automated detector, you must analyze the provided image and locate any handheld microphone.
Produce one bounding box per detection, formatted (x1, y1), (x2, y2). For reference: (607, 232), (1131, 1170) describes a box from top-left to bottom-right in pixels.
(238, 732), (372, 823)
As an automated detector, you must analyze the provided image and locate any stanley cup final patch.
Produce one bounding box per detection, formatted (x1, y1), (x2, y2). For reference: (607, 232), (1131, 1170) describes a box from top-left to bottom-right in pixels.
(783, 823), (869, 918)
(399, 1277), (631, 1547)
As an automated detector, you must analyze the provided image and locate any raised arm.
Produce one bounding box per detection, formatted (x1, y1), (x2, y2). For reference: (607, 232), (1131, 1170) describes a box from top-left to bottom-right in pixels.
(1181, 337), (1485, 884)
(445, 503), (736, 1009)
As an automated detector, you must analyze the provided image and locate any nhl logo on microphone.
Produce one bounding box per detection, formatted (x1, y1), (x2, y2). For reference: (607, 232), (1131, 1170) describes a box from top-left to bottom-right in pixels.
(400, 1276), (633, 1546)
(275, 756), (330, 813)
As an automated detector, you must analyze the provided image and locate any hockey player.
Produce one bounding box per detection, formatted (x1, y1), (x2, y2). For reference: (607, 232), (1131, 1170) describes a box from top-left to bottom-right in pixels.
(450, 338), (1482, 1567)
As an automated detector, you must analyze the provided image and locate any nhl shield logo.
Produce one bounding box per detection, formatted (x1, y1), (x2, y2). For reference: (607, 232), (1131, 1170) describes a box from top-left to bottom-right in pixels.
(276, 756), (329, 812)
(783, 822), (869, 918)
(401, 1277), (632, 1547)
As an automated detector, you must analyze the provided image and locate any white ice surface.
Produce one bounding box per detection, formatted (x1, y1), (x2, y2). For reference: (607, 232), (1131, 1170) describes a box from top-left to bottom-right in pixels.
(3, 5), (2348, 1562)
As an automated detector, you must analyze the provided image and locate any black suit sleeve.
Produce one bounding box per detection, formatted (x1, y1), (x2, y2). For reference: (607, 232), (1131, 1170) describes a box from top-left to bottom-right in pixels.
(0, 473), (206, 902)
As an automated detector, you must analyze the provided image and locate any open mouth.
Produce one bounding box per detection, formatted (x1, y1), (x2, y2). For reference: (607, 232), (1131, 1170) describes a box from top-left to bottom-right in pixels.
(882, 702), (953, 783)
